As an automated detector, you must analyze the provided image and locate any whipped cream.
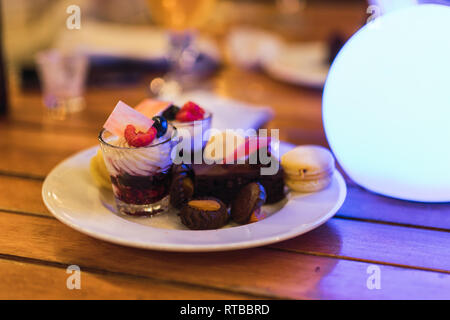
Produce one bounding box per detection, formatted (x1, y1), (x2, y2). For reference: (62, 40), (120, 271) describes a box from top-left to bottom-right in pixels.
(104, 130), (173, 176)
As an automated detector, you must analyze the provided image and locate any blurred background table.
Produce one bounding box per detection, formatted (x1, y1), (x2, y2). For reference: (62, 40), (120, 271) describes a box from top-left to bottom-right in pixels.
(0, 0), (449, 299)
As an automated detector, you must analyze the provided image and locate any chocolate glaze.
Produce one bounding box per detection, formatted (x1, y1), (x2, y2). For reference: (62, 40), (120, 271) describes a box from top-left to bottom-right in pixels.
(191, 158), (285, 205)
(110, 170), (171, 206)
(179, 197), (229, 230)
(231, 182), (266, 224)
(169, 171), (194, 209)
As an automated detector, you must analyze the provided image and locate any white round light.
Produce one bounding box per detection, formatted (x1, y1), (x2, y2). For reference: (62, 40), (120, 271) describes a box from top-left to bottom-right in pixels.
(323, 4), (450, 202)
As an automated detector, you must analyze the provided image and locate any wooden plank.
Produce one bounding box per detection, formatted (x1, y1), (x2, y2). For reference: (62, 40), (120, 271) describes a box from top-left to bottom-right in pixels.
(9, 86), (149, 134)
(0, 176), (48, 216)
(0, 211), (449, 299)
(1, 175), (450, 271)
(0, 123), (97, 177)
(272, 218), (450, 272)
(0, 257), (251, 299)
(338, 184), (450, 231)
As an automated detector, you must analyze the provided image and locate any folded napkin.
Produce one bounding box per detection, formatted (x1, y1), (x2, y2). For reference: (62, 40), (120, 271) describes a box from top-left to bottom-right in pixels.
(174, 91), (274, 130)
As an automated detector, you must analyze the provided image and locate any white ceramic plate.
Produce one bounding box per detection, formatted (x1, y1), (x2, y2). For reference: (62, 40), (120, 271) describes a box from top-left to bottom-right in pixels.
(263, 42), (329, 89)
(42, 142), (346, 252)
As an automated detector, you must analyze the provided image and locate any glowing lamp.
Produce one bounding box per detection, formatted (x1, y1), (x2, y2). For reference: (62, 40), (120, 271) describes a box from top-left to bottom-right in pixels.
(323, 5), (450, 202)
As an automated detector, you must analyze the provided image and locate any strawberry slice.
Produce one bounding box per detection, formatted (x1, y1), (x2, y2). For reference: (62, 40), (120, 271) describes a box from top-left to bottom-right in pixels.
(225, 136), (271, 163)
(124, 124), (157, 147)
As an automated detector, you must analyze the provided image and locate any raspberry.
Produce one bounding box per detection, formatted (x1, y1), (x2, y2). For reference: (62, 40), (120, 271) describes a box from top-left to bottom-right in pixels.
(176, 110), (203, 122)
(176, 101), (205, 122)
(124, 124), (137, 142)
(132, 127), (157, 147)
(124, 124), (157, 147)
(183, 101), (205, 115)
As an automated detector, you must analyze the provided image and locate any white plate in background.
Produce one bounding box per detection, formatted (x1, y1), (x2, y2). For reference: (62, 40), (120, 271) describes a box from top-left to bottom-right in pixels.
(263, 42), (330, 89)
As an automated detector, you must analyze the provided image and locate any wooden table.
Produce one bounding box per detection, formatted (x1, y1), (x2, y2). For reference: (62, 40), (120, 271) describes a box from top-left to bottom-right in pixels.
(1, 3), (449, 300)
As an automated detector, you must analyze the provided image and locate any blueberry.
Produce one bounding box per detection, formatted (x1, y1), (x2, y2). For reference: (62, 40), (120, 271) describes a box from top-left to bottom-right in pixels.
(152, 116), (168, 138)
(162, 104), (180, 121)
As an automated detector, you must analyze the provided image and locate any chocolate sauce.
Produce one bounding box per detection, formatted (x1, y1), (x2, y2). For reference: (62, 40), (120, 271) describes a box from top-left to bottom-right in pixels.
(192, 161), (285, 205)
(110, 170), (172, 205)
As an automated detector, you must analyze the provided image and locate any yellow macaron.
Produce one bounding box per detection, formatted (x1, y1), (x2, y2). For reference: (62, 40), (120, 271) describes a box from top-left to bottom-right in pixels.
(281, 145), (335, 192)
(89, 149), (113, 190)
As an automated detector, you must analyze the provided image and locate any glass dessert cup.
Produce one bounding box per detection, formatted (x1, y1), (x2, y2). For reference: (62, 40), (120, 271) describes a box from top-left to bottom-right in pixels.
(99, 126), (178, 216)
(170, 111), (212, 162)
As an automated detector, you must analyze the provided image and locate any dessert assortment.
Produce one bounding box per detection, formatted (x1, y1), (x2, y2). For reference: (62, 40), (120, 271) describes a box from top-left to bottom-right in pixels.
(169, 141), (284, 229)
(92, 98), (336, 230)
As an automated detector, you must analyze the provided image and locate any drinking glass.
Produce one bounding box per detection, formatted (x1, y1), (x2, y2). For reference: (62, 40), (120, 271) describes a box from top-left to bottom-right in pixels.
(146, 0), (217, 97)
(35, 49), (88, 119)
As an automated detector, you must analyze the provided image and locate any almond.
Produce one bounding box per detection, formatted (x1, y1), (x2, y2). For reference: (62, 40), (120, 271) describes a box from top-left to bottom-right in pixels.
(249, 208), (266, 223)
(188, 200), (221, 211)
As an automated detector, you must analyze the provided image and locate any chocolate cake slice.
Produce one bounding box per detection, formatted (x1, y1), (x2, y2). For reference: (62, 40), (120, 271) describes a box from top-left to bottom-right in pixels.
(191, 159), (285, 205)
